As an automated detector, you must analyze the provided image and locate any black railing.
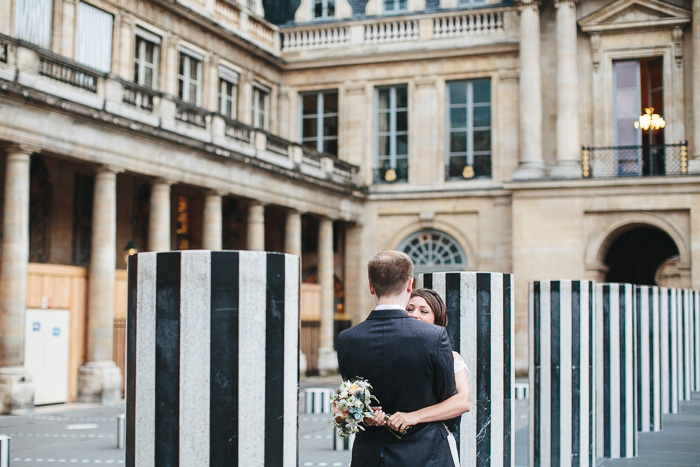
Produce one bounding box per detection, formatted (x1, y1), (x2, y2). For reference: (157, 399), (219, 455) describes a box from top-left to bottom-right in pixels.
(175, 100), (209, 128)
(122, 82), (159, 112)
(445, 155), (492, 180)
(374, 165), (408, 184)
(38, 52), (100, 93)
(582, 142), (688, 178)
(223, 116), (253, 143)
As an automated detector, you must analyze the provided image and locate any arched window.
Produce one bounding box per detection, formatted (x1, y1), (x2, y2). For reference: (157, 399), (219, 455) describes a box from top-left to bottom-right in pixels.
(398, 229), (467, 273)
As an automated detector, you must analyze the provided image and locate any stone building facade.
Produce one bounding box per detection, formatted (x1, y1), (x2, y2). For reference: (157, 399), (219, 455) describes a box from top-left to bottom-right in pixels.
(0, 0), (699, 409)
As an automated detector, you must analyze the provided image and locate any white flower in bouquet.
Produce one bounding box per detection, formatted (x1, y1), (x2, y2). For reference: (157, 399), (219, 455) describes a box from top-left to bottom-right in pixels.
(330, 378), (404, 439)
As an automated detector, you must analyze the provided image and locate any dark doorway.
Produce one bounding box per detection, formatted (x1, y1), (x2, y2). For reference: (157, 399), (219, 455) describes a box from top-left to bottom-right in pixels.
(604, 226), (679, 285)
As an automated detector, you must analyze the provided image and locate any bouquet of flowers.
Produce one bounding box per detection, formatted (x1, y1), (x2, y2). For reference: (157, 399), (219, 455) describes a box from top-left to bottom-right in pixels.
(330, 378), (403, 439)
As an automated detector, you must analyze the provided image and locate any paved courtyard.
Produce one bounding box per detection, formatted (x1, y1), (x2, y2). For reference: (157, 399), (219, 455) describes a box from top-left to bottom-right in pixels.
(0, 386), (696, 466)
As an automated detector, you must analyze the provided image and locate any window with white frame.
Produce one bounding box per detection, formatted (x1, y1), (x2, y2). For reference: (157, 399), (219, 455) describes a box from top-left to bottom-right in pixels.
(375, 85), (408, 183)
(458, 0), (485, 6)
(218, 66), (239, 119)
(314, 0), (335, 18)
(133, 27), (160, 88)
(301, 91), (338, 155)
(384, 0), (407, 13)
(15, 0), (53, 48)
(446, 79), (492, 180)
(399, 229), (467, 273)
(252, 83), (270, 130)
(178, 48), (203, 105)
(76, 2), (114, 73)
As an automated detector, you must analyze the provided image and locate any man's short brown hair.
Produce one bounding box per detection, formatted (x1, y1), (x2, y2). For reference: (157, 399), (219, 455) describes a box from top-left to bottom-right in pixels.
(367, 250), (414, 298)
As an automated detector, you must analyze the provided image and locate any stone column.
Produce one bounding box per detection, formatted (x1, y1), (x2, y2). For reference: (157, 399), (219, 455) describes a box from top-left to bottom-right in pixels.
(690, 0), (700, 172)
(659, 287), (680, 414)
(78, 167), (122, 403)
(317, 218), (337, 375)
(202, 191), (223, 251)
(551, 0), (582, 179)
(118, 14), (134, 79)
(284, 210), (302, 258)
(0, 146), (34, 413)
(513, 0), (546, 180)
(246, 201), (265, 251)
(148, 179), (172, 252)
(635, 286), (662, 432)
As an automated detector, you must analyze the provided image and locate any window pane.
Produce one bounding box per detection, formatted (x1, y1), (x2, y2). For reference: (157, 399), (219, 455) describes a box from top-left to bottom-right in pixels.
(378, 89), (390, 110)
(15, 0), (53, 48)
(190, 84), (198, 103)
(377, 136), (390, 156)
(615, 61), (638, 89)
(134, 62), (140, 83)
(145, 43), (154, 63)
(448, 156), (467, 178)
(396, 111), (407, 132)
(323, 92), (338, 113)
(472, 80), (491, 103)
(178, 79), (185, 99)
(615, 88), (638, 119)
(450, 132), (467, 153)
(145, 67), (153, 87)
(473, 154), (491, 177)
(323, 116), (338, 138)
(396, 87), (408, 108)
(378, 112), (390, 133)
(473, 106), (491, 128)
(303, 118), (318, 138)
(450, 108), (467, 128)
(328, 1), (335, 17)
(397, 135), (408, 155)
(189, 60), (198, 80)
(314, 1), (323, 17)
(303, 94), (317, 115)
(449, 82), (467, 105)
(324, 139), (338, 156)
(179, 55), (185, 75)
(76, 2), (114, 73)
(473, 130), (491, 152)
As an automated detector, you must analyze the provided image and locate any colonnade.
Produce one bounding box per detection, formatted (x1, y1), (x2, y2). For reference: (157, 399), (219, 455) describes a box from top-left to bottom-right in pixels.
(0, 146), (343, 410)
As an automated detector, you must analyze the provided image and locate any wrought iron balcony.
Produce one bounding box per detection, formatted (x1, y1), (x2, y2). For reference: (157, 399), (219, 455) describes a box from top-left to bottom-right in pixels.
(581, 142), (688, 178)
(374, 166), (409, 184)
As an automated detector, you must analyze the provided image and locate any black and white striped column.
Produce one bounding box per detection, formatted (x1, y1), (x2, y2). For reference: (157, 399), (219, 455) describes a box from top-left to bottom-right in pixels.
(693, 290), (700, 392)
(595, 283), (637, 459)
(678, 289), (692, 401)
(659, 287), (679, 415)
(529, 281), (595, 467)
(126, 251), (300, 466)
(417, 272), (514, 467)
(634, 286), (662, 432)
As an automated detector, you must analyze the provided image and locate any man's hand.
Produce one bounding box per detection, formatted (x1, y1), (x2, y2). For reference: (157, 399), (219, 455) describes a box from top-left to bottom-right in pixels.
(363, 406), (386, 426)
(387, 412), (419, 433)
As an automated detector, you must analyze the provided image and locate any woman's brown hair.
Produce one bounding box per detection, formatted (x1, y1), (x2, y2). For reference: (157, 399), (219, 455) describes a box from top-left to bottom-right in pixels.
(410, 288), (448, 328)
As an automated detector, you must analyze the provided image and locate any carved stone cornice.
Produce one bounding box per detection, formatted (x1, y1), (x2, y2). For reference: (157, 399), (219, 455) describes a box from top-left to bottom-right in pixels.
(578, 0), (691, 35)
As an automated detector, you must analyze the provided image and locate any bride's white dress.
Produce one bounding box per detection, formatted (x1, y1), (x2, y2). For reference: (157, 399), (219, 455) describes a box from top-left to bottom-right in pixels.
(446, 357), (469, 467)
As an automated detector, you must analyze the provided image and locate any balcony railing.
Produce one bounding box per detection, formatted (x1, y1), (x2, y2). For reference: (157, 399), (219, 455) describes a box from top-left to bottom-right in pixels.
(374, 166), (409, 184)
(38, 51), (101, 93)
(175, 99), (210, 128)
(224, 117), (253, 143)
(0, 39), (7, 64)
(582, 142), (689, 178)
(266, 133), (290, 156)
(122, 81), (160, 112)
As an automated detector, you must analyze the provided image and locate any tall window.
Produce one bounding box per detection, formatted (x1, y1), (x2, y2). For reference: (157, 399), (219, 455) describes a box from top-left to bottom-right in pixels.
(314, 0), (335, 18)
(178, 49), (203, 105)
(384, 0), (407, 12)
(76, 2), (114, 73)
(459, 0), (485, 5)
(218, 66), (239, 119)
(301, 91), (338, 155)
(134, 28), (160, 88)
(447, 79), (492, 179)
(375, 85), (408, 183)
(252, 83), (270, 130)
(15, 0), (53, 48)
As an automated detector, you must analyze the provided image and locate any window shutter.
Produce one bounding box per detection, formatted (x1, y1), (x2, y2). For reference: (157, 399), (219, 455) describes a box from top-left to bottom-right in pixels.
(76, 2), (114, 73)
(15, 0), (53, 48)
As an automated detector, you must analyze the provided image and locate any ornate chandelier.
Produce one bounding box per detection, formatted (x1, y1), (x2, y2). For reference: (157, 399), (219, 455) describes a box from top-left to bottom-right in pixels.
(633, 107), (665, 131)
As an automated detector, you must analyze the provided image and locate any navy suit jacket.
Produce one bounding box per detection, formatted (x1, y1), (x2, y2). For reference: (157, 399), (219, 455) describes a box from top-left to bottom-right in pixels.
(336, 308), (456, 467)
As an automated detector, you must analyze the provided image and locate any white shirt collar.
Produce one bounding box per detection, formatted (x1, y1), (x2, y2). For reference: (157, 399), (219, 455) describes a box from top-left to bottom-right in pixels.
(375, 304), (405, 311)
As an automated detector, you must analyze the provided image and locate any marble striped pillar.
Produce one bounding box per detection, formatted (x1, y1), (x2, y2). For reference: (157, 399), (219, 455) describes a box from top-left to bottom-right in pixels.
(634, 286), (662, 432)
(659, 287), (679, 415)
(126, 251), (300, 466)
(678, 289), (693, 401)
(694, 290), (700, 392)
(595, 283), (637, 459)
(529, 280), (595, 467)
(417, 272), (514, 467)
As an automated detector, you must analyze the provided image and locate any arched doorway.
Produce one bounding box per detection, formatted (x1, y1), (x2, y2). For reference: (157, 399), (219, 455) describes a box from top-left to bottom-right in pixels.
(603, 226), (679, 285)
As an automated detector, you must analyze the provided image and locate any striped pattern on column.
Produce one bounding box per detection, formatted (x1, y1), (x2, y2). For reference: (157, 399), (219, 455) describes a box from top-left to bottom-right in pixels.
(595, 283), (637, 459)
(694, 290), (700, 392)
(126, 251), (300, 467)
(678, 289), (692, 401)
(659, 288), (679, 415)
(302, 387), (333, 414)
(0, 435), (9, 467)
(634, 286), (662, 432)
(514, 383), (529, 400)
(332, 428), (355, 451)
(417, 272), (514, 467)
(529, 281), (595, 467)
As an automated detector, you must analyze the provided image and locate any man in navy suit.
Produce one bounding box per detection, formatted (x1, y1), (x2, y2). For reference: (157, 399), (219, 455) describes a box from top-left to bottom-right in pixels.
(336, 250), (456, 466)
